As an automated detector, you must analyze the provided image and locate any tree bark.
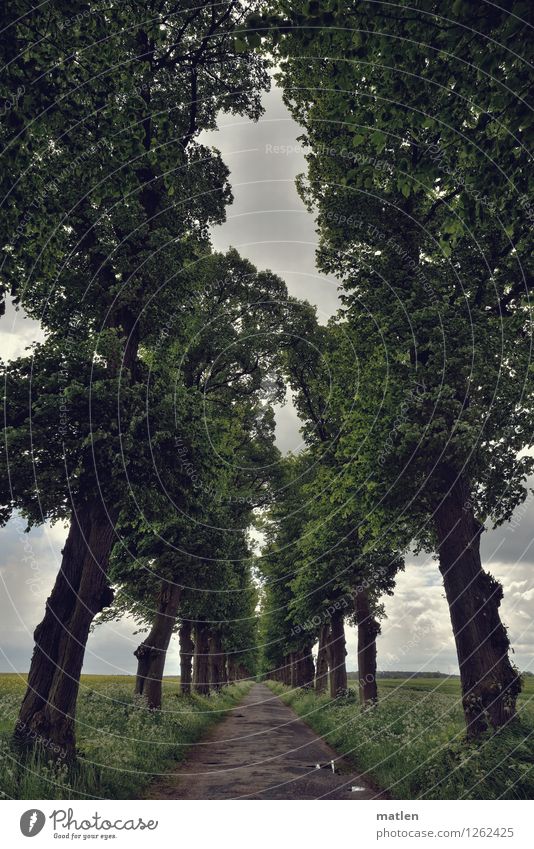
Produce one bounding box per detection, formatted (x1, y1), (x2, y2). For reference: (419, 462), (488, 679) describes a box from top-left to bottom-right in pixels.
(192, 622), (210, 695)
(208, 631), (225, 692)
(290, 650), (298, 688)
(295, 643), (315, 688)
(328, 610), (348, 698)
(227, 654), (237, 682)
(303, 645), (315, 687)
(133, 581), (181, 709)
(282, 654), (292, 685)
(315, 624), (330, 694)
(434, 472), (521, 737)
(274, 665), (284, 683)
(14, 501), (117, 758)
(179, 620), (194, 695)
(355, 589), (380, 706)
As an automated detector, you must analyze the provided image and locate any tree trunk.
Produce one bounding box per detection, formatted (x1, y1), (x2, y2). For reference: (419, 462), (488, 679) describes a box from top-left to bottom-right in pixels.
(434, 473), (521, 737)
(133, 581), (181, 709)
(208, 632), (225, 692)
(290, 651), (298, 687)
(192, 622), (210, 695)
(282, 654), (292, 685)
(294, 644), (315, 688)
(179, 620), (194, 695)
(328, 610), (347, 698)
(355, 589), (379, 706)
(14, 501), (117, 758)
(316, 624), (330, 694)
(303, 645), (315, 687)
(227, 654), (237, 682)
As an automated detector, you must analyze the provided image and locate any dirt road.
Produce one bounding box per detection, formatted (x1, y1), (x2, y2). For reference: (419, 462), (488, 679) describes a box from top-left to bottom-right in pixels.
(147, 682), (382, 800)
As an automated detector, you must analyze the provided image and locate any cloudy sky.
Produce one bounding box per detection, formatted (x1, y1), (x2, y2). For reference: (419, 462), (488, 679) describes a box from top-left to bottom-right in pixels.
(1, 85), (533, 676)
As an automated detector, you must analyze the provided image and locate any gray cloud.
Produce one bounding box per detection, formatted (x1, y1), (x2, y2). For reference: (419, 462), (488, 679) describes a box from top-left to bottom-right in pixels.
(203, 88), (341, 322)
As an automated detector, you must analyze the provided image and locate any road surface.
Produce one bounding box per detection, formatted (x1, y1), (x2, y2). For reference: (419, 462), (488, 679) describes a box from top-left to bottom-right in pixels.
(147, 682), (383, 800)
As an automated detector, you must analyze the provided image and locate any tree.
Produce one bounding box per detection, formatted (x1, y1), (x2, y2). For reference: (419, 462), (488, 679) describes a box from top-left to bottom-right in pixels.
(273, 0), (533, 735)
(290, 471), (401, 703)
(1, 0), (271, 756)
(258, 456), (311, 687)
(103, 252), (287, 706)
(282, 304), (402, 703)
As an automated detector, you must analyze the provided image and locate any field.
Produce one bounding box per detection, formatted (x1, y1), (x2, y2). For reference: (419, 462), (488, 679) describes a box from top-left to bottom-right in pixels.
(267, 676), (534, 800)
(0, 674), (251, 800)
(2, 673), (533, 800)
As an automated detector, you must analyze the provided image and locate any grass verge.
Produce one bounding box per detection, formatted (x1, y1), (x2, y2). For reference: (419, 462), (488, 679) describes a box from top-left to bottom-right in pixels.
(0, 675), (251, 800)
(266, 679), (534, 800)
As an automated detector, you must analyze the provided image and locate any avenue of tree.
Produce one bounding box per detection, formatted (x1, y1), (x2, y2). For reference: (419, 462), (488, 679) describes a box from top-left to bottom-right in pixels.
(0, 0), (532, 762)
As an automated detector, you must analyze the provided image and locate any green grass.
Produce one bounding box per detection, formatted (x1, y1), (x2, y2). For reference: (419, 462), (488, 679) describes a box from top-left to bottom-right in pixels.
(267, 677), (534, 800)
(379, 675), (534, 699)
(0, 674), (251, 800)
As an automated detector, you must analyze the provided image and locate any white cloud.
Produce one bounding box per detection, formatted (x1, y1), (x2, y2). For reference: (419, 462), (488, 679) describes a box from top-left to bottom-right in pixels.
(0, 297), (44, 362)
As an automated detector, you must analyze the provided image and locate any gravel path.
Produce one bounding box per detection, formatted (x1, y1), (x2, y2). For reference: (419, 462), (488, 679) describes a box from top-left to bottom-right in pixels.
(146, 682), (383, 800)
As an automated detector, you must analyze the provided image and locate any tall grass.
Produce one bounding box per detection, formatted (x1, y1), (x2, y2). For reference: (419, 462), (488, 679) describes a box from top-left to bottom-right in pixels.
(0, 675), (251, 800)
(267, 679), (534, 800)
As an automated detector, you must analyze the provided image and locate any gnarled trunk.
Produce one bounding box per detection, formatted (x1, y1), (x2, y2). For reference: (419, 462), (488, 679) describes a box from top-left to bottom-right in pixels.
(192, 622), (210, 695)
(434, 472), (521, 738)
(355, 589), (379, 706)
(315, 624), (329, 694)
(134, 581), (181, 709)
(328, 610), (347, 698)
(179, 620), (194, 695)
(14, 501), (117, 759)
(208, 632), (225, 692)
